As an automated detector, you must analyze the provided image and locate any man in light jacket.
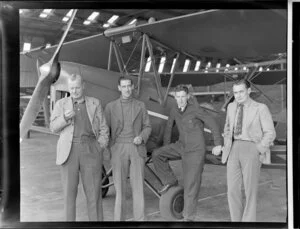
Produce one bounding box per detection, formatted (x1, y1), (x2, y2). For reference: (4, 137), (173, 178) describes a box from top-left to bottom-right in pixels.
(213, 79), (276, 222)
(50, 74), (109, 221)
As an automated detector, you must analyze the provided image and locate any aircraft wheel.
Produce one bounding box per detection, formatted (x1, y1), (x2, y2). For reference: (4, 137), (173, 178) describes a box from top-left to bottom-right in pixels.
(159, 185), (184, 220)
(102, 166), (109, 198)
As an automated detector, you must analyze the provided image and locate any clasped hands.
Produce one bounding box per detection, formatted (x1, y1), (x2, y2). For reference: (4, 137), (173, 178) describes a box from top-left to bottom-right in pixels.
(212, 145), (223, 156)
(133, 136), (143, 145)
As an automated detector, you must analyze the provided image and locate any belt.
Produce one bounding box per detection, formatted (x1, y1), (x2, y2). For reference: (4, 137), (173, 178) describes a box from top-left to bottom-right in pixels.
(72, 135), (96, 143)
(115, 137), (134, 143)
(233, 138), (253, 143)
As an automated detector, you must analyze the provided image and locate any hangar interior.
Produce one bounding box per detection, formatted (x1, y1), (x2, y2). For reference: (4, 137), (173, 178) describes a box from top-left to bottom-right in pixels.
(18, 8), (288, 223)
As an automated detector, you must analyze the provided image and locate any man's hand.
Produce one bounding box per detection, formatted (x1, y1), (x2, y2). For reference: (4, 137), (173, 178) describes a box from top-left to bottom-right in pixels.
(98, 136), (108, 148)
(64, 109), (75, 121)
(212, 145), (222, 156)
(133, 136), (143, 145)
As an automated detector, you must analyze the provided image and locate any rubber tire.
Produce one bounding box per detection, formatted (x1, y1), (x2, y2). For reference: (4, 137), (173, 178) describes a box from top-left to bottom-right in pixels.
(159, 185), (184, 220)
(102, 166), (109, 198)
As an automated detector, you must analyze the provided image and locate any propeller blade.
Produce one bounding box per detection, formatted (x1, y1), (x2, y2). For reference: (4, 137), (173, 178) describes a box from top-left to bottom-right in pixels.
(19, 78), (51, 140)
(50, 9), (77, 63)
(20, 9), (77, 141)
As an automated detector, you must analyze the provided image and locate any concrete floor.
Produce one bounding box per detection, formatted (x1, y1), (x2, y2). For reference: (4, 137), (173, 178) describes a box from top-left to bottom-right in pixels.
(20, 131), (287, 222)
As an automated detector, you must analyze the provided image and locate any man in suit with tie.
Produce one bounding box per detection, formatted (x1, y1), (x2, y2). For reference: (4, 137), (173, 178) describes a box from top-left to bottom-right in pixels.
(104, 76), (151, 221)
(152, 84), (223, 221)
(50, 74), (109, 221)
(213, 79), (276, 221)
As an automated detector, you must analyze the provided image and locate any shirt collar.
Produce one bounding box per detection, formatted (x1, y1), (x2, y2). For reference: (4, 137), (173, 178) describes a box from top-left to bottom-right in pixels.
(120, 96), (133, 103)
(238, 98), (251, 108)
(72, 97), (85, 105)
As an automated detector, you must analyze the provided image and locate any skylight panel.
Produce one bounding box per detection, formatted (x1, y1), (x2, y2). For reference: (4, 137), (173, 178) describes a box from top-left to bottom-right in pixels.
(39, 13), (48, 18)
(23, 42), (31, 52)
(145, 57), (151, 72)
(107, 15), (119, 24)
(43, 9), (52, 14)
(62, 9), (74, 22)
(170, 58), (176, 73)
(83, 20), (91, 25)
(225, 64), (230, 72)
(66, 9), (73, 17)
(83, 12), (99, 25)
(206, 61), (211, 68)
(87, 12), (99, 21)
(39, 9), (53, 18)
(183, 59), (190, 72)
(194, 61), (201, 71)
(158, 57), (166, 73)
(128, 18), (137, 25)
(216, 62), (221, 72)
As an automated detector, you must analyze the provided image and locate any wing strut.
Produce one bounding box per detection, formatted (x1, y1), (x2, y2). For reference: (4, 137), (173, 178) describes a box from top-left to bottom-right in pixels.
(163, 52), (180, 106)
(112, 42), (125, 75)
(137, 34), (147, 96)
(144, 34), (163, 104)
(107, 41), (113, 70)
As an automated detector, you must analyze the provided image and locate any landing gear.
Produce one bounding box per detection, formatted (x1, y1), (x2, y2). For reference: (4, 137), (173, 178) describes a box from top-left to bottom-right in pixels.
(159, 185), (184, 220)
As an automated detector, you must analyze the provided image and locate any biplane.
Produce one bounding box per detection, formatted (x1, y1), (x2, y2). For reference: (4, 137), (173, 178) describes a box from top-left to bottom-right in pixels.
(18, 9), (287, 220)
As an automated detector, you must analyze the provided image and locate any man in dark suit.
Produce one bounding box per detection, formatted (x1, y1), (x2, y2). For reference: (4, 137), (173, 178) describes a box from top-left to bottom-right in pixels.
(213, 79), (276, 221)
(50, 74), (109, 221)
(152, 84), (223, 221)
(104, 76), (152, 221)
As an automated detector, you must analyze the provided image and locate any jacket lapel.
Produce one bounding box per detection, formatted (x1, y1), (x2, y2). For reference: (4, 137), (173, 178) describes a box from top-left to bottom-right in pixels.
(64, 96), (73, 112)
(229, 101), (238, 132)
(110, 99), (123, 130)
(85, 96), (97, 125)
(132, 99), (142, 123)
(245, 99), (258, 128)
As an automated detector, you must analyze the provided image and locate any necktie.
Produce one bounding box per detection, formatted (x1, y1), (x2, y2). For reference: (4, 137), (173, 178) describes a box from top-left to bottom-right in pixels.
(234, 103), (244, 136)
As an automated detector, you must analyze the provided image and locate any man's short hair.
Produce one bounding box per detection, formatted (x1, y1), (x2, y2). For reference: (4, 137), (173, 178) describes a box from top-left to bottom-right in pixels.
(174, 84), (189, 94)
(69, 74), (84, 84)
(233, 79), (251, 89)
(118, 76), (133, 85)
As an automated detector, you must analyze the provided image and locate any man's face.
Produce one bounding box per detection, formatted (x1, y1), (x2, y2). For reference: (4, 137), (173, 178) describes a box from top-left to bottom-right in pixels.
(68, 79), (84, 100)
(174, 90), (189, 108)
(233, 83), (251, 104)
(118, 79), (133, 99)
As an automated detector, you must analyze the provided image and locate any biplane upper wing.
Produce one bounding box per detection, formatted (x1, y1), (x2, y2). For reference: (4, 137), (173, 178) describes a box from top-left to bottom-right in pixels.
(131, 9), (286, 60)
(22, 9), (287, 75)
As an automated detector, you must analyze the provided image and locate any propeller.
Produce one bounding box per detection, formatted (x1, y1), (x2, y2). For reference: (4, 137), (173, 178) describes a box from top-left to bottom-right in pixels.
(20, 9), (78, 141)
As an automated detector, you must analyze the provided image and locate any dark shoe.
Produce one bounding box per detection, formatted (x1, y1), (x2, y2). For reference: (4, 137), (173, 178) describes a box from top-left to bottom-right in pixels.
(159, 180), (178, 194)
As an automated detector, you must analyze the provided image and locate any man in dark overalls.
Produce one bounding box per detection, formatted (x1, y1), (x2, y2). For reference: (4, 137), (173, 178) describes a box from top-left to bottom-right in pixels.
(152, 84), (223, 221)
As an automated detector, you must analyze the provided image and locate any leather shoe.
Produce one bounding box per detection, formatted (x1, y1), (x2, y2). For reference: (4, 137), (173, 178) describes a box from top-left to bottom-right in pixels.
(159, 180), (178, 194)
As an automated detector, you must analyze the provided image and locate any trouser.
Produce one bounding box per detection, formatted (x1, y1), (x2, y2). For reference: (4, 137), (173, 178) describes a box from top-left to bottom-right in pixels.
(152, 142), (206, 221)
(111, 142), (146, 221)
(60, 136), (103, 221)
(227, 140), (262, 222)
